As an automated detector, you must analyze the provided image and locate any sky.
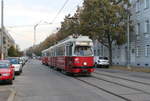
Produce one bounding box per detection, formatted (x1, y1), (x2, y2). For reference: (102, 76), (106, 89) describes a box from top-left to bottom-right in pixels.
(0, 0), (83, 50)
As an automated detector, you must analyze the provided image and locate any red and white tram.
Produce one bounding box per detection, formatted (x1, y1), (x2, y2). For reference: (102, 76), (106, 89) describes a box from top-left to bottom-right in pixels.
(42, 35), (95, 75)
(41, 49), (49, 65)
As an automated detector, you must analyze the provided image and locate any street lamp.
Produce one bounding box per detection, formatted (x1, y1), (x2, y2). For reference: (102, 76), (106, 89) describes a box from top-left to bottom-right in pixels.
(33, 21), (52, 46)
(33, 24), (38, 46)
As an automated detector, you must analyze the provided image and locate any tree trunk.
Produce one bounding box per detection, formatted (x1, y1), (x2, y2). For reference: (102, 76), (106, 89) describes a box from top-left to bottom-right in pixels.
(107, 33), (113, 66)
(108, 42), (112, 66)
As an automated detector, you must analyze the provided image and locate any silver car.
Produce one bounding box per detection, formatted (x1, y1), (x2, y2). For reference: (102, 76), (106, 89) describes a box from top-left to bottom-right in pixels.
(6, 57), (23, 75)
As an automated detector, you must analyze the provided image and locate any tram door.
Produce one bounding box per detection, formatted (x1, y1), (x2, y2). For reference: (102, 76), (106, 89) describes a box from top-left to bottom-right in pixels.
(66, 44), (73, 69)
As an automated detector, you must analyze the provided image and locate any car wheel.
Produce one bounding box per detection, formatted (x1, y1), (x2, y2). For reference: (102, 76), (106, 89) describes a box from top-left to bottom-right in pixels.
(15, 72), (20, 75)
(20, 69), (23, 73)
(105, 65), (109, 68)
(96, 64), (100, 68)
(95, 63), (97, 68)
(13, 76), (15, 80)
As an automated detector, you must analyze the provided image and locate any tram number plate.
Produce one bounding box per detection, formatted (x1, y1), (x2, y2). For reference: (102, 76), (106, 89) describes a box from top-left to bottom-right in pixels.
(82, 70), (87, 72)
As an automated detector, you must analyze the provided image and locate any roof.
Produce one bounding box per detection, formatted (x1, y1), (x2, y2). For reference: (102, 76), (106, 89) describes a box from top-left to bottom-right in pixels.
(42, 35), (93, 53)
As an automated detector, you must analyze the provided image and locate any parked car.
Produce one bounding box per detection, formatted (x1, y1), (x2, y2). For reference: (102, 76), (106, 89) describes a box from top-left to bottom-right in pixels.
(19, 57), (26, 66)
(0, 60), (15, 84)
(94, 56), (109, 68)
(6, 57), (23, 75)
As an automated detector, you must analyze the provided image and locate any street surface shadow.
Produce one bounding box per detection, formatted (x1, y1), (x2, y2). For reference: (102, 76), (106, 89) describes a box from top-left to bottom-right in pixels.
(0, 81), (12, 86)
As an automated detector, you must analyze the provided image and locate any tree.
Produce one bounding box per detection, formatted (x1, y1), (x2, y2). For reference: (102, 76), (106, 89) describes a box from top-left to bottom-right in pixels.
(8, 45), (23, 57)
(26, 34), (58, 56)
(8, 46), (17, 57)
(79, 0), (130, 65)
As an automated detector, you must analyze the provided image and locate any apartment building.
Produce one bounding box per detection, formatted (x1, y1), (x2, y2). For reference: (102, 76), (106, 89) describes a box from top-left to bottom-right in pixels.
(94, 0), (150, 67)
(0, 29), (15, 59)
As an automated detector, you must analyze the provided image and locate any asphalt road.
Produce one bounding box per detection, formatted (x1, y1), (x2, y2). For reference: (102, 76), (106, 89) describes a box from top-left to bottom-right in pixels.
(5, 59), (149, 101)
(13, 60), (111, 101)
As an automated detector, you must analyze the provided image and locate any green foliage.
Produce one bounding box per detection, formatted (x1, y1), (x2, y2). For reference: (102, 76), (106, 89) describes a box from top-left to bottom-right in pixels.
(79, 0), (130, 65)
(8, 46), (16, 57)
(26, 34), (58, 56)
(8, 46), (22, 57)
(80, 0), (129, 45)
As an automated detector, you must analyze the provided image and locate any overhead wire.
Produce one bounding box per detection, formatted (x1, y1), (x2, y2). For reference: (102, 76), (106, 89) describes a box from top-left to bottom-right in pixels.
(51, 0), (70, 23)
(5, 0), (82, 28)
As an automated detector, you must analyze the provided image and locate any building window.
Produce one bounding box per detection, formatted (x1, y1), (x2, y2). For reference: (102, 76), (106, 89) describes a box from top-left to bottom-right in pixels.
(145, 45), (148, 56)
(94, 50), (96, 56)
(145, 45), (150, 56)
(136, 47), (139, 57)
(136, 23), (140, 35)
(144, 0), (149, 9)
(144, 20), (149, 34)
(97, 49), (100, 56)
(136, 0), (140, 13)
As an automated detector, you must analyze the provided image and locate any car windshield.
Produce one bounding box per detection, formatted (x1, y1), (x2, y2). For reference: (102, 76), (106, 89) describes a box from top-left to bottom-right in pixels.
(0, 63), (9, 68)
(74, 46), (93, 56)
(99, 57), (108, 60)
(8, 59), (19, 64)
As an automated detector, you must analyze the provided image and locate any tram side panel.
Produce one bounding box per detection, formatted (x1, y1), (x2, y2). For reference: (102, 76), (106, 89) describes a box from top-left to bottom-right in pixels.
(56, 56), (66, 70)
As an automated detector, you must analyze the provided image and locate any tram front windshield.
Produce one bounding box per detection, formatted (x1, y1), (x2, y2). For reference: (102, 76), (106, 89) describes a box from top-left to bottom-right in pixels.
(74, 46), (93, 56)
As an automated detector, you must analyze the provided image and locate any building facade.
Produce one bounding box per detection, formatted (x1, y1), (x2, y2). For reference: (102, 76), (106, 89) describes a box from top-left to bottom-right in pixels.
(94, 0), (150, 67)
(0, 29), (15, 59)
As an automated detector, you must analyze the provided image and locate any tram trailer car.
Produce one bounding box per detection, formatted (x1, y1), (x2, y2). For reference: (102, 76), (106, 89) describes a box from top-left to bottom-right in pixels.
(42, 35), (95, 75)
(41, 49), (49, 65)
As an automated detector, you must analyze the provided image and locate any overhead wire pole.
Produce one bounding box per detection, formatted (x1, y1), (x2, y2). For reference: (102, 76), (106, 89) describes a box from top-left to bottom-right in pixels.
(33, 21), (51, 46)
(33, 24), (38, 46)
(1, 0), (4, 59)
(32, 0), (70, 47)
(127, 6), (131, 69)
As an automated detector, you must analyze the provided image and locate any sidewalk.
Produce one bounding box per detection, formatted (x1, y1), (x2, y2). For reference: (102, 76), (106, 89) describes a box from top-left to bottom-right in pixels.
(0, 88), (16, 101)
(0, 89), (11, 101)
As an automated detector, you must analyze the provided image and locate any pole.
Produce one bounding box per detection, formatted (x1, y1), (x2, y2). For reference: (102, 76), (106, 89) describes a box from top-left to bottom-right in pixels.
(1, 0), (4, 59)
(34, 26), (36, 46)
(33, 24), (38, 46)
(127, 14), (130, 69)
(33, 21), (51, 46)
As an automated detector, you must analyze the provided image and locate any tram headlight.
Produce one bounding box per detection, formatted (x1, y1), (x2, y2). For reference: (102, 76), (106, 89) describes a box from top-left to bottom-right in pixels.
(83, 62), (87, 66)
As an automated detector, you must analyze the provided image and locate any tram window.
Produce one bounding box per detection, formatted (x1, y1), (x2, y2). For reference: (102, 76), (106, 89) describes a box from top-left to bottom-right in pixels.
(74, 46), (93, 56)
(56, 46), (65, 56)
(66, 46), (72, 56)
(46, 52), (49, 56)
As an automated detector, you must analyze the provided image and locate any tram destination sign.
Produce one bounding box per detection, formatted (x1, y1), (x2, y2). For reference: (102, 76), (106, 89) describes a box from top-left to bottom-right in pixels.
(75, 41), (93, 46)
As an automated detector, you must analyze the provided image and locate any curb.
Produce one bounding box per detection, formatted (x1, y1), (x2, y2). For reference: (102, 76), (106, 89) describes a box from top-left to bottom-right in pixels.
(0, 88), (16, 101)
(7, 88), (16, 101)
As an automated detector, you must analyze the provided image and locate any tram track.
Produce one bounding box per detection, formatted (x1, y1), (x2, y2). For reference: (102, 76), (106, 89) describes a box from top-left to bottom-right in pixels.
(74, 77), (132, 101)
(44, 66), (150, 101)
(94, 72), (150, 86)
(49, 67), (133, 101)
(91, 75), (150, 95)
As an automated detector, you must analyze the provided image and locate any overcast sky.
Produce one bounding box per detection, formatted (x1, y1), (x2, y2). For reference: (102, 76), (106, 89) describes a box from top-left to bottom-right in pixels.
(0, 0), (83, 50)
